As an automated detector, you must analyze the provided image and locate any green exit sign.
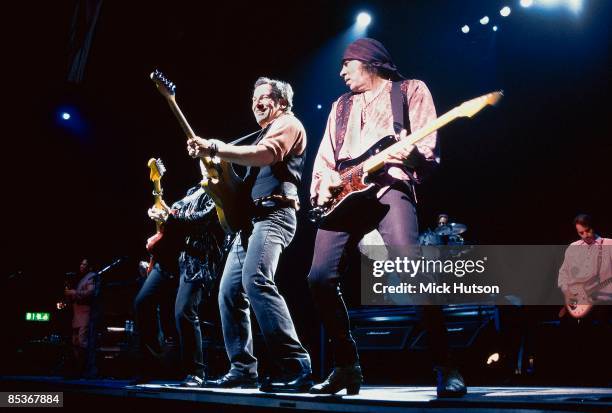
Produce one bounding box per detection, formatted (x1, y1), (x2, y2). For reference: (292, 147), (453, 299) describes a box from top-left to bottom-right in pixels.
(26, 312), (50, 322)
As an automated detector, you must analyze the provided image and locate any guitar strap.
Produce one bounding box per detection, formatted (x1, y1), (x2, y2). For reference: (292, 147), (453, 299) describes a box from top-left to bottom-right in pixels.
(333, 81), (410, 167)
(596, 241), (603, 282)
(244, 124), (272, 186)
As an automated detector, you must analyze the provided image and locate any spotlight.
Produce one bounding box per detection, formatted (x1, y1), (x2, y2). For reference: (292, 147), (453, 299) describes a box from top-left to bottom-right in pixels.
(520, 0), (533, 7)
(487, 352), (500, 365)
(356, 12), (372, 28)
(500, 6), (511, 17)
(493, 26), (498, 31)
(480, 16), (490, 25)
(461, 25), (470, 34)
(567, 0), (582, 13)
(316, 104), (322, 110)
(61, 112), (71, 120)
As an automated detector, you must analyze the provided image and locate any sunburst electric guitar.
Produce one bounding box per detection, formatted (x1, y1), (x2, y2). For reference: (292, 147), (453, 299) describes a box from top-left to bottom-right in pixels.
(145, 158), (169, 274)
(309, 91), (503, 223)
(150, 69), (250, 234)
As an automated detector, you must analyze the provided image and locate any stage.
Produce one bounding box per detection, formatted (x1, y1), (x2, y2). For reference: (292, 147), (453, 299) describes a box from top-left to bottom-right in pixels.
(2, 376), (611, 412)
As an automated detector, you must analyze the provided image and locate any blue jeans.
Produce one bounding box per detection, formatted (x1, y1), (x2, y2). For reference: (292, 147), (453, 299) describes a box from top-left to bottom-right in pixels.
(218, 207), (311, 377)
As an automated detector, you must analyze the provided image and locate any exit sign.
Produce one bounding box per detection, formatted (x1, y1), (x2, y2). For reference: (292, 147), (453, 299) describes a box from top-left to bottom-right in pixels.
(26, 312), (50, 322)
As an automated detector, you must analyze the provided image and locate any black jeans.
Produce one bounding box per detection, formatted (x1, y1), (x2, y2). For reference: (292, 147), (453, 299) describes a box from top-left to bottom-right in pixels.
(134, 263), (206, 377)
(308, 186), (450, 367)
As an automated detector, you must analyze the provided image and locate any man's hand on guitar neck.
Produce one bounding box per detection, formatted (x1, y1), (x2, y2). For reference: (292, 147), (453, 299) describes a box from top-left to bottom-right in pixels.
(383, 129), (424, 166)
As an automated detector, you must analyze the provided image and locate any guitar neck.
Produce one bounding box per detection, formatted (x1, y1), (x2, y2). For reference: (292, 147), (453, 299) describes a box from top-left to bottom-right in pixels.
(166, 96), (196, 140)
(362, 108), (458, 173)
(152, 179), (164, 232)
(587, 276), (612, 295)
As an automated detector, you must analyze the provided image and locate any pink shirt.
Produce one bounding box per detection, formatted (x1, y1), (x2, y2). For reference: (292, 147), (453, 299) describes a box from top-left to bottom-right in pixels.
(71, 272), (96, 328)
(257, 113), (307, 163)
(310, 79), (438, 203)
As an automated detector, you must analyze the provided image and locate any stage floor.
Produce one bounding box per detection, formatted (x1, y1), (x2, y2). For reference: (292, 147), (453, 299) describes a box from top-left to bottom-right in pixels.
(2, 376), (611, 412)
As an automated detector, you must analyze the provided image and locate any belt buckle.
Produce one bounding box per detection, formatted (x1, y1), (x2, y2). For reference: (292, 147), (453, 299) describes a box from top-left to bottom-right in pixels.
(259, 199), (277, 208)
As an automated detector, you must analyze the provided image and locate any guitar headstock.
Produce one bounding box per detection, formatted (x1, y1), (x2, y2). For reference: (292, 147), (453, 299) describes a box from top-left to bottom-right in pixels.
(147, 158), (166, 182)
(150, 69), (176, 99)
(455, 90), (503, 118)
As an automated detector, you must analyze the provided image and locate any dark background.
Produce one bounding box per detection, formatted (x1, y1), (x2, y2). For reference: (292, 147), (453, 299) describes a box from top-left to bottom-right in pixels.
(2, 0), (610, 383)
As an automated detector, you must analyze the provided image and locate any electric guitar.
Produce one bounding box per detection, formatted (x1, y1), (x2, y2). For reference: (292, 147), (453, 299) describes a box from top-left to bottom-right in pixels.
(564, 275), (612, 319)
(309, 91), (503, 223)
(145, 158), (169, 274)
(150, 69), (250, 234)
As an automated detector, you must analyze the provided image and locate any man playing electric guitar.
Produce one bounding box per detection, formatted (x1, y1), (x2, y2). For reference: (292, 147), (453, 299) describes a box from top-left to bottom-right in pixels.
(187, 77), (312, 392)
(558, 214), (612, 318)
(308, 38), (466, 397)
(134, 184), (228, 387)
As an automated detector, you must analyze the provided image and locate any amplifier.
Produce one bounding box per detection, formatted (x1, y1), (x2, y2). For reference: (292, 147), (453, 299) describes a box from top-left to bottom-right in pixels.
(353, 326), (413, 350)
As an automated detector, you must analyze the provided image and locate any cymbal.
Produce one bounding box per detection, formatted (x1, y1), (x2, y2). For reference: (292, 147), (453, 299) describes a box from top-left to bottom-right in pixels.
(434, 222), (467, 236)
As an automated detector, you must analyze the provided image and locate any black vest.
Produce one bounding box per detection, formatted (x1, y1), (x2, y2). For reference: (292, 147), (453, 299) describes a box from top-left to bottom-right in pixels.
(245, 119), (305, 200)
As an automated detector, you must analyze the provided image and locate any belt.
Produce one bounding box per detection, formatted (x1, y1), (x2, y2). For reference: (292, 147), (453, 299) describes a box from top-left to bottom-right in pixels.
(253, 195), (299, 210)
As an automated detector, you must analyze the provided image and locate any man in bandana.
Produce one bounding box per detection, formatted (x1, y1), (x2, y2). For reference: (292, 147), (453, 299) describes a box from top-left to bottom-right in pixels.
(308, 38), (466, 397)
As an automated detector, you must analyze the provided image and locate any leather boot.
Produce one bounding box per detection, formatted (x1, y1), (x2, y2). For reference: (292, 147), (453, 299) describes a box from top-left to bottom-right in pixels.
(309, 364), (363, 395)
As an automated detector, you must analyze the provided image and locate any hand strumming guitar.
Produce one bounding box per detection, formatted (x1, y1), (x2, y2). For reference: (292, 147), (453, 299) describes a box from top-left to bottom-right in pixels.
(315, 170), (343, 207)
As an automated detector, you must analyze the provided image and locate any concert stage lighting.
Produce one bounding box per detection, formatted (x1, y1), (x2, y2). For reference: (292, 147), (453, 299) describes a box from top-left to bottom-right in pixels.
(356, 12), (372, 28)
(317, 104), (322, 110)
(461, 25), (470, 34)
(493, 26), (499, 31)
(487, 352), (500, 365)
(568, 0), (582, 13)
(520, 0), (534, 7)
(480, 16), (490, 25)
(500, 6), (511, 17)
(61, 112), (71, 120)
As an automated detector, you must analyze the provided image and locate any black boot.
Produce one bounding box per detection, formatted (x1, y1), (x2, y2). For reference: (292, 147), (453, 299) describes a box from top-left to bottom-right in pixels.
(309, 364), (363, 395)
(435, 366), (467, 398)
(181, 374), (205, 388)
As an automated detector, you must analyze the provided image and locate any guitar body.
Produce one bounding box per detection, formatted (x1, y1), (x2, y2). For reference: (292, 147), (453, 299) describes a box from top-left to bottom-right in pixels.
(564, 282), (593, 319)
(200, 157), (252, 234)
(563, 273), (612, 319)
(312, 135), (396, 224)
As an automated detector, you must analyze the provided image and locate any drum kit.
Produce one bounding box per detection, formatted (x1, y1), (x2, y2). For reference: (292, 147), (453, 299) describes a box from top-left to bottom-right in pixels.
(358, 217), (469, 260)
(418, 221), (469, 257)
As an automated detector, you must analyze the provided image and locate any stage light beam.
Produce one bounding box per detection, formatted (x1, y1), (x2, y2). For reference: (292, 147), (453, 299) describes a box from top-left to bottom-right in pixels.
(461, 25), (470, 34)
(567, 0), (582, 13)
(61, 112), (71, 120)
(480, 16), (490, 25)
(520, 0), (534, 7)
(356, 12), (372, 29)
(493, 26), (499, 31)
(500, 6), (511, 17)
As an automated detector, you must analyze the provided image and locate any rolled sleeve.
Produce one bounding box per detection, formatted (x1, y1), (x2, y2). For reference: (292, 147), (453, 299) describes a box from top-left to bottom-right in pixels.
(258, 114), (306, 163)
(405, 80), (438, 161)
(310, 104), (338, 204)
